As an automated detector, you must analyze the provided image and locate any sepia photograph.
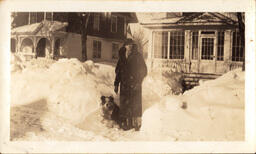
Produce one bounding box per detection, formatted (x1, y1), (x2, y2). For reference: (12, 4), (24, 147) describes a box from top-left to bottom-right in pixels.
(1, 0), (256, 153)
(9, 11), (246, 141)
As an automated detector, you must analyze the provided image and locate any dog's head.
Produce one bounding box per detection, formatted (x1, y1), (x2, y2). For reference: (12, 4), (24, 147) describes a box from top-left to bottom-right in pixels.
(100, 96), (115, 112)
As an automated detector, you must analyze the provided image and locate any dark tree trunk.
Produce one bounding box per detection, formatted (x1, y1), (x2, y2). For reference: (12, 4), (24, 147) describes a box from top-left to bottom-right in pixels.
(81, 28), (88, 62)
(237, 13), (245, 71)
(80, 13), (90, 62)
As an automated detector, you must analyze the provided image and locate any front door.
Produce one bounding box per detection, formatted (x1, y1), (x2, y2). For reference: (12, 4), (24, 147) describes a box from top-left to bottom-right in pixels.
(199, 32), (217, 74)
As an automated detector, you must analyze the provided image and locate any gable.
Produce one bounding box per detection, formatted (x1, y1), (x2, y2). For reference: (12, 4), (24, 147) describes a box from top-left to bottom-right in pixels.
(177, 12), (238, 25)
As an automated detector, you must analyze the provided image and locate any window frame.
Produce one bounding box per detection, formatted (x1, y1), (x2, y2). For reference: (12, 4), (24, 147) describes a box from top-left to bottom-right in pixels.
(169, 30), (185, 59)
(217, 31), (225, 61)
(111, 15), (117, 33)
(112, 43), (119, 59)
(93, 40), (102, 59)
(191, 31), (199, 60)
(45, 12), (53, 21)
(199, 30), (218, 61)
(201, 37), (215, 60)
(152, 30), (185, 60)
(30, 12), (37, 24)
(93, 14), (100, 31)
(231, 30), (244, 62)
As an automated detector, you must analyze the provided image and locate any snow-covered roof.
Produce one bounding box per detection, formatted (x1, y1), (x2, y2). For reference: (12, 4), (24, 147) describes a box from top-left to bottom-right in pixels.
(11, 20), (68, 35)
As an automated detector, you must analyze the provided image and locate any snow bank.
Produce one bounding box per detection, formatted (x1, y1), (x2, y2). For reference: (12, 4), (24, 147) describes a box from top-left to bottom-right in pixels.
(11, 56), (181, 126)
(46, 59), (117, 124)
(11, 54), (243, 141)
(141, 69), (244, 141)
(11, 57), (116, 125)
(142, 70), (183, 112)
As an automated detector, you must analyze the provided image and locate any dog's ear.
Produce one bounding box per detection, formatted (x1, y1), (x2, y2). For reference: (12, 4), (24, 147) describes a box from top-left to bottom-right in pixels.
(109, 96), (114, 102)
(101, 96), (106, 103)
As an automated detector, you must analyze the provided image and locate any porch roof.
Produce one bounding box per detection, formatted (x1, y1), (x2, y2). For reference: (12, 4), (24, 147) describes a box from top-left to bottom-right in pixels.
(140, 12), (239, 28)
(11, 20), (68, 36)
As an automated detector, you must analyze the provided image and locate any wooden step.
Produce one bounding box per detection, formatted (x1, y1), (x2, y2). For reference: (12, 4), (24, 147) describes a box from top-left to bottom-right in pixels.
(182, 72), (221, 91)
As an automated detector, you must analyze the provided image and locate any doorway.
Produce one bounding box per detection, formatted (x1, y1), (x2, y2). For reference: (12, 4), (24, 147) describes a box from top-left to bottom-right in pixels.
(199, 31), (217, 74)
(36, 38), (50, 57)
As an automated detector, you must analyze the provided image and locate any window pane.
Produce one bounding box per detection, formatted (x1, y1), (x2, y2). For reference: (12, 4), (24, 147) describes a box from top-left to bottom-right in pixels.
(30, 12), (37, 24)
(112, 43), (119, 59)
(232, 31), (244, 62)
(201, 38), (214, 60)
(98, 41), (101, 58)
(111, 16), (117, 33)
(217, 31), (224, 61)
(153, 31), (168, 59)
(46, 12), (52, 21)
(93, 14), (100, 31)
(36, 12), (44, 22)
(169, 31), (184, 59)
(93, 40), (101, 58)
(192, 31), (198, 60)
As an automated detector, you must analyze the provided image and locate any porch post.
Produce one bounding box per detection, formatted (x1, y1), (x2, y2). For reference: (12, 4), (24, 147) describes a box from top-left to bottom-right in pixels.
(33, 37), (37, 58)
(16, 36), (20, 53)
(51, 38), (55, 59)
(184, 30), (191, 72)
(224, 30), (232, 62)
(147, 30), (153, 72)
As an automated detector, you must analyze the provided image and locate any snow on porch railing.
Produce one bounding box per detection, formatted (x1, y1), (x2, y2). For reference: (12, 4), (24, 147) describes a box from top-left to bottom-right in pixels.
(17, 52), (36, 61)
(229, 62), (243, 71)
(150, 59), (190, 73)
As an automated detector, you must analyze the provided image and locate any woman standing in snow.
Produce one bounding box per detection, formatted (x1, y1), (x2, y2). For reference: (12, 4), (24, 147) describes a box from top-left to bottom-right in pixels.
(114, 40), (129, 130)
(114, 39), (147, 131)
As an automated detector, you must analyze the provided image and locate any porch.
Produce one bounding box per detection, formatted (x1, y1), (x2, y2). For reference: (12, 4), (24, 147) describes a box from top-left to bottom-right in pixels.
(11, 20), (68, 60)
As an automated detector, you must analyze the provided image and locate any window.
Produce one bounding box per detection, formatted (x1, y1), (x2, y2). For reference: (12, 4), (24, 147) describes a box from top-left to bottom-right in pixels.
(124, 17), (127, 36)
(93, 40), (101, 58)
(46, 12), (53, 21)
(191, 31), (199, 60)
(153, 31), (184, 59)
(217, 31), (225, 61)
(201, 38), (214, 60)
(153, 31), (168, 59)
(232, 31), (244, 62)
(169, 31), (184, 59)
(112, 43), (119, 59)
(30, 12), (37, 24)
(93, 14), (100, 31)
(36, 12), (44, 22)
(111, 15), (117, 33)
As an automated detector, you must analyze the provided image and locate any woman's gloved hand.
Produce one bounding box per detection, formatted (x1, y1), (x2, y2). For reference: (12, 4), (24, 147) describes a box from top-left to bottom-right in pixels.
(114, 85), (119, 94)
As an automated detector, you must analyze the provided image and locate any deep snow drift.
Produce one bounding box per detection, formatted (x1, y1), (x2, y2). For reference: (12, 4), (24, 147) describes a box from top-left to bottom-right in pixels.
(10, 53), (244, 141)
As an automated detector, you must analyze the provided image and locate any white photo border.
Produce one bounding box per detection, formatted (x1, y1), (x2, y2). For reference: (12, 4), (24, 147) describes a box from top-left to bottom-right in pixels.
(0, 0), (255, 153)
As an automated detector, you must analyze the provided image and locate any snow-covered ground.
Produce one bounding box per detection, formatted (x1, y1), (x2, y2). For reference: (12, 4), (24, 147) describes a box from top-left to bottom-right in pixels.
(10, 53), (244, 141)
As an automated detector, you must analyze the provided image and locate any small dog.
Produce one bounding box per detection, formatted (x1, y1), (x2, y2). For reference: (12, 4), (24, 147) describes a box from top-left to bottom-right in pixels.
(100, 96), (120, 128)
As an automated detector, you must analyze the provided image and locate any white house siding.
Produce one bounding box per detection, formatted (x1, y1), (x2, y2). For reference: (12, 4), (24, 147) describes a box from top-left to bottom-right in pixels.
(86, 35), (123, 62)
(50, 33), (124, 62)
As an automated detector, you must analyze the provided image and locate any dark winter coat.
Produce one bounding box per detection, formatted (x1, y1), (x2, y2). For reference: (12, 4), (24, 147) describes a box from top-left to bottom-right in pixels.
(114, 46), (129, 118)
(115, 48), (147, 118)
(114, 46), (127, 87)
(125, 50), (147, 117)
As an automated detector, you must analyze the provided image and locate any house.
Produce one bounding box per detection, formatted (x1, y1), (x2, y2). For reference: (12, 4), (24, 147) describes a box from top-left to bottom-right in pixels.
(140, 12), (244, 74)
(11, 12), (138, 61)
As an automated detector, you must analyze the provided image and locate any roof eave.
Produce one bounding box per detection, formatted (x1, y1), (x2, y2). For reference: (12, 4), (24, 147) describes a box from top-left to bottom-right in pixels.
(141, 22), (238, 29)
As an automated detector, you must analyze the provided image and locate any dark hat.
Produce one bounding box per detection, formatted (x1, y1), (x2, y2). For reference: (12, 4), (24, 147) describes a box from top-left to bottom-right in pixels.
(124, 38), (134, 45)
